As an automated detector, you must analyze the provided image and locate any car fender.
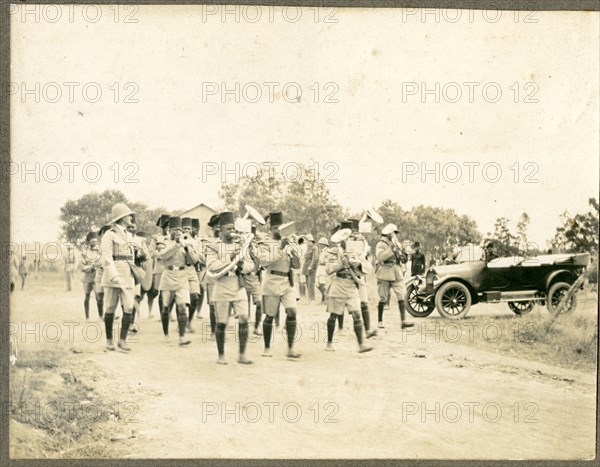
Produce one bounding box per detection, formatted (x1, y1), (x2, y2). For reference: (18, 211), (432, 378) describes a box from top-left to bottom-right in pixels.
(545, 269), (577, 291)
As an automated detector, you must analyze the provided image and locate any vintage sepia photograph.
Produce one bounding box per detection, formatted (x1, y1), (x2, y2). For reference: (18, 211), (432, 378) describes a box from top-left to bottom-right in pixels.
(3, 1), (599, 462)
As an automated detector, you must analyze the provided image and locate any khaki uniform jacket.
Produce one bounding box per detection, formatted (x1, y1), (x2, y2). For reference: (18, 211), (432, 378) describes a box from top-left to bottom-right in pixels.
(375, 238), (406, 282)
(157, 239), (198, 291)
(80, 247), (101, 283)
(205, 239), (254, 301)
(100, 225), (135, 288)
(257, 238), (300, 296)
(324, 251), (361, 299)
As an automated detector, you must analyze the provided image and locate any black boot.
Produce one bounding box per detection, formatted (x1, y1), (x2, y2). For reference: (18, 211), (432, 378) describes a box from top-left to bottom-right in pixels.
(399, 301), (414, 329)
(238, 322), (252, 364)
(361, 302), (376, 338)
(216, 322), (226, 363)
(377, 302), (385, 328)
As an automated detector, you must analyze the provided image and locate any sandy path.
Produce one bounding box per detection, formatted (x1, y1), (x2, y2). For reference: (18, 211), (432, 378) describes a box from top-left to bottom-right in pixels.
(9, 278), (596, 459)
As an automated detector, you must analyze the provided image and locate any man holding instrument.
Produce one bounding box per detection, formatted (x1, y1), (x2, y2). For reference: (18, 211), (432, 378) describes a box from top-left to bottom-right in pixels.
(205, 211), (254, 365)
(324, 228), (373, 353)
(156, 216), (198, 346)
(376, 224), (414, 329)
(257, 212), (302, 359)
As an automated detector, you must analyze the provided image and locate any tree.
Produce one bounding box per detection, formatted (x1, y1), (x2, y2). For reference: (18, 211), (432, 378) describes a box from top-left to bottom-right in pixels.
(284, 165), (346, 238)
(515, 212), (531, 250)
(489, 217), (517, 256)
(550, 198), (599, 253)
(371, 201), (482, 259)
(217, 163), (345, 239)
(59, 190), (171, 244)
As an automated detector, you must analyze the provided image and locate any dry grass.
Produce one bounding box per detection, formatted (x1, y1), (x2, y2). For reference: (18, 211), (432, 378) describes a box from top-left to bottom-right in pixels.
(458, 288), (598, 371)
(9, 349), (122, 458)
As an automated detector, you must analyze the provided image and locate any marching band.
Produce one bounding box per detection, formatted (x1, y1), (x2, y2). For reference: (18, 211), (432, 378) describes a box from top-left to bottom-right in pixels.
(87, 202), (417, 364)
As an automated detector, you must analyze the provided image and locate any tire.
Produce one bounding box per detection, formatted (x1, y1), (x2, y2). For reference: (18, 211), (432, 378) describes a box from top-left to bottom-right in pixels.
(508, 301), (535, 315)
(434, 281), (472, 320)
(405, 284), (435, 318)
(547, 281), (577, 315)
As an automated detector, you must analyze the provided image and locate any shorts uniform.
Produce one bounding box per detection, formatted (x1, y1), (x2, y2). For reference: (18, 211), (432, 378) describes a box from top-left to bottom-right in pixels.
(205, 239), (254, 322)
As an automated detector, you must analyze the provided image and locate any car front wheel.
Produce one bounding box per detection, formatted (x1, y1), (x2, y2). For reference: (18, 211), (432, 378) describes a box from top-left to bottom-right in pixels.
(434, 281), (472, 319)
(508, 301), (535, 315)
(547, 281), (577, 315)
(405, 284), (435, 317)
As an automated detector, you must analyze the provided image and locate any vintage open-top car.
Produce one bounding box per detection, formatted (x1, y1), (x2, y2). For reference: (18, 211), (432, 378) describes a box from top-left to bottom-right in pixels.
(405, 245), (590, 319)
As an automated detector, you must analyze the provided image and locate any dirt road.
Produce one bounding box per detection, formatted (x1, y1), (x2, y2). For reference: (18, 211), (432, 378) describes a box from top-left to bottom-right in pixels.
(9, 276), (597, 459)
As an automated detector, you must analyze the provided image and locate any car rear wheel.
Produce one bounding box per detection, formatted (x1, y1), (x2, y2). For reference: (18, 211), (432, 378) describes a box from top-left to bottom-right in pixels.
(508, 301), (534, 315)
(434, 281), (472, 320)
(547, 281), (577, 315)
(405, 284), (435, 317)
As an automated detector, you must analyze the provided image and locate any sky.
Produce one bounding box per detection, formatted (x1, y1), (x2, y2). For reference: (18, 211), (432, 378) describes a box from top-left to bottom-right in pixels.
(9, 6), (599, 247)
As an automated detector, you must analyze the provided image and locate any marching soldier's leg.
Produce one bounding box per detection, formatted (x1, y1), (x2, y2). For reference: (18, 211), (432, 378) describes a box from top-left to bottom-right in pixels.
(377, 280), (389, 328)
(284, 308), (301, 358)
(117, 289), (134, 352)
(187, 292), (199, 333)
(235, 301), (253, 365)
(337, 313), (344, 332)
(83, 282), (92, 320)
(398, 300), (414, 329)
(177, 303), (191, 345)
(253, 297), (262, 335)
(393, 280), (414, 329)
(262, 296), (277, 357)
(283, 289), (301, 358)
(361, 302), (377, 338)
(350, 309), (373, 353)
(196, 283), (205, 318)
(103, 287), (118, 350)
(160, 291), (172, 341)
(214, 302), (229, 364)
(96, 291), (104, 319)
(326, 313), (337, 351)
(176, 288), (191, 345)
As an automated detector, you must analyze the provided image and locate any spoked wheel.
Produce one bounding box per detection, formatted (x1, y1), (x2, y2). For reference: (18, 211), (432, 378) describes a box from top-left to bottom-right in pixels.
(405, 284), (435, 318)
(434, 281), (472, 320)
(547, 282), (577, 315)
(508, 301), (535, 315)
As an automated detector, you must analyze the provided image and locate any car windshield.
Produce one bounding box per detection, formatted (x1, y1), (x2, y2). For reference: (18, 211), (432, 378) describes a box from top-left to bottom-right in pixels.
(453, 245), (484, 263)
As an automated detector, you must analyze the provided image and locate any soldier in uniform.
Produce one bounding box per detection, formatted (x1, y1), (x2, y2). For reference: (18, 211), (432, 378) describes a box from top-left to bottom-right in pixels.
(410, 242), (426, 276)
(375, 224), (415, 329)
(155, 214), (176, 321)
(130, 230), (151, 331)
(257, 212), (302, 359)
(80, 231), (103, 320)
(202, 214), (221, 339)
(156, 216), (198, 346)
(241, 225), (263, 336)
(205, 212), (254, 365)
(181, 217), (201, 333)
(324, 229), (373, 353)
(100, 203), (137, 351)
(302, 234), (319, 302)
(191, 218), (207, 321)
(315, 237), (330, 303)
(346, 219), (377, 339)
